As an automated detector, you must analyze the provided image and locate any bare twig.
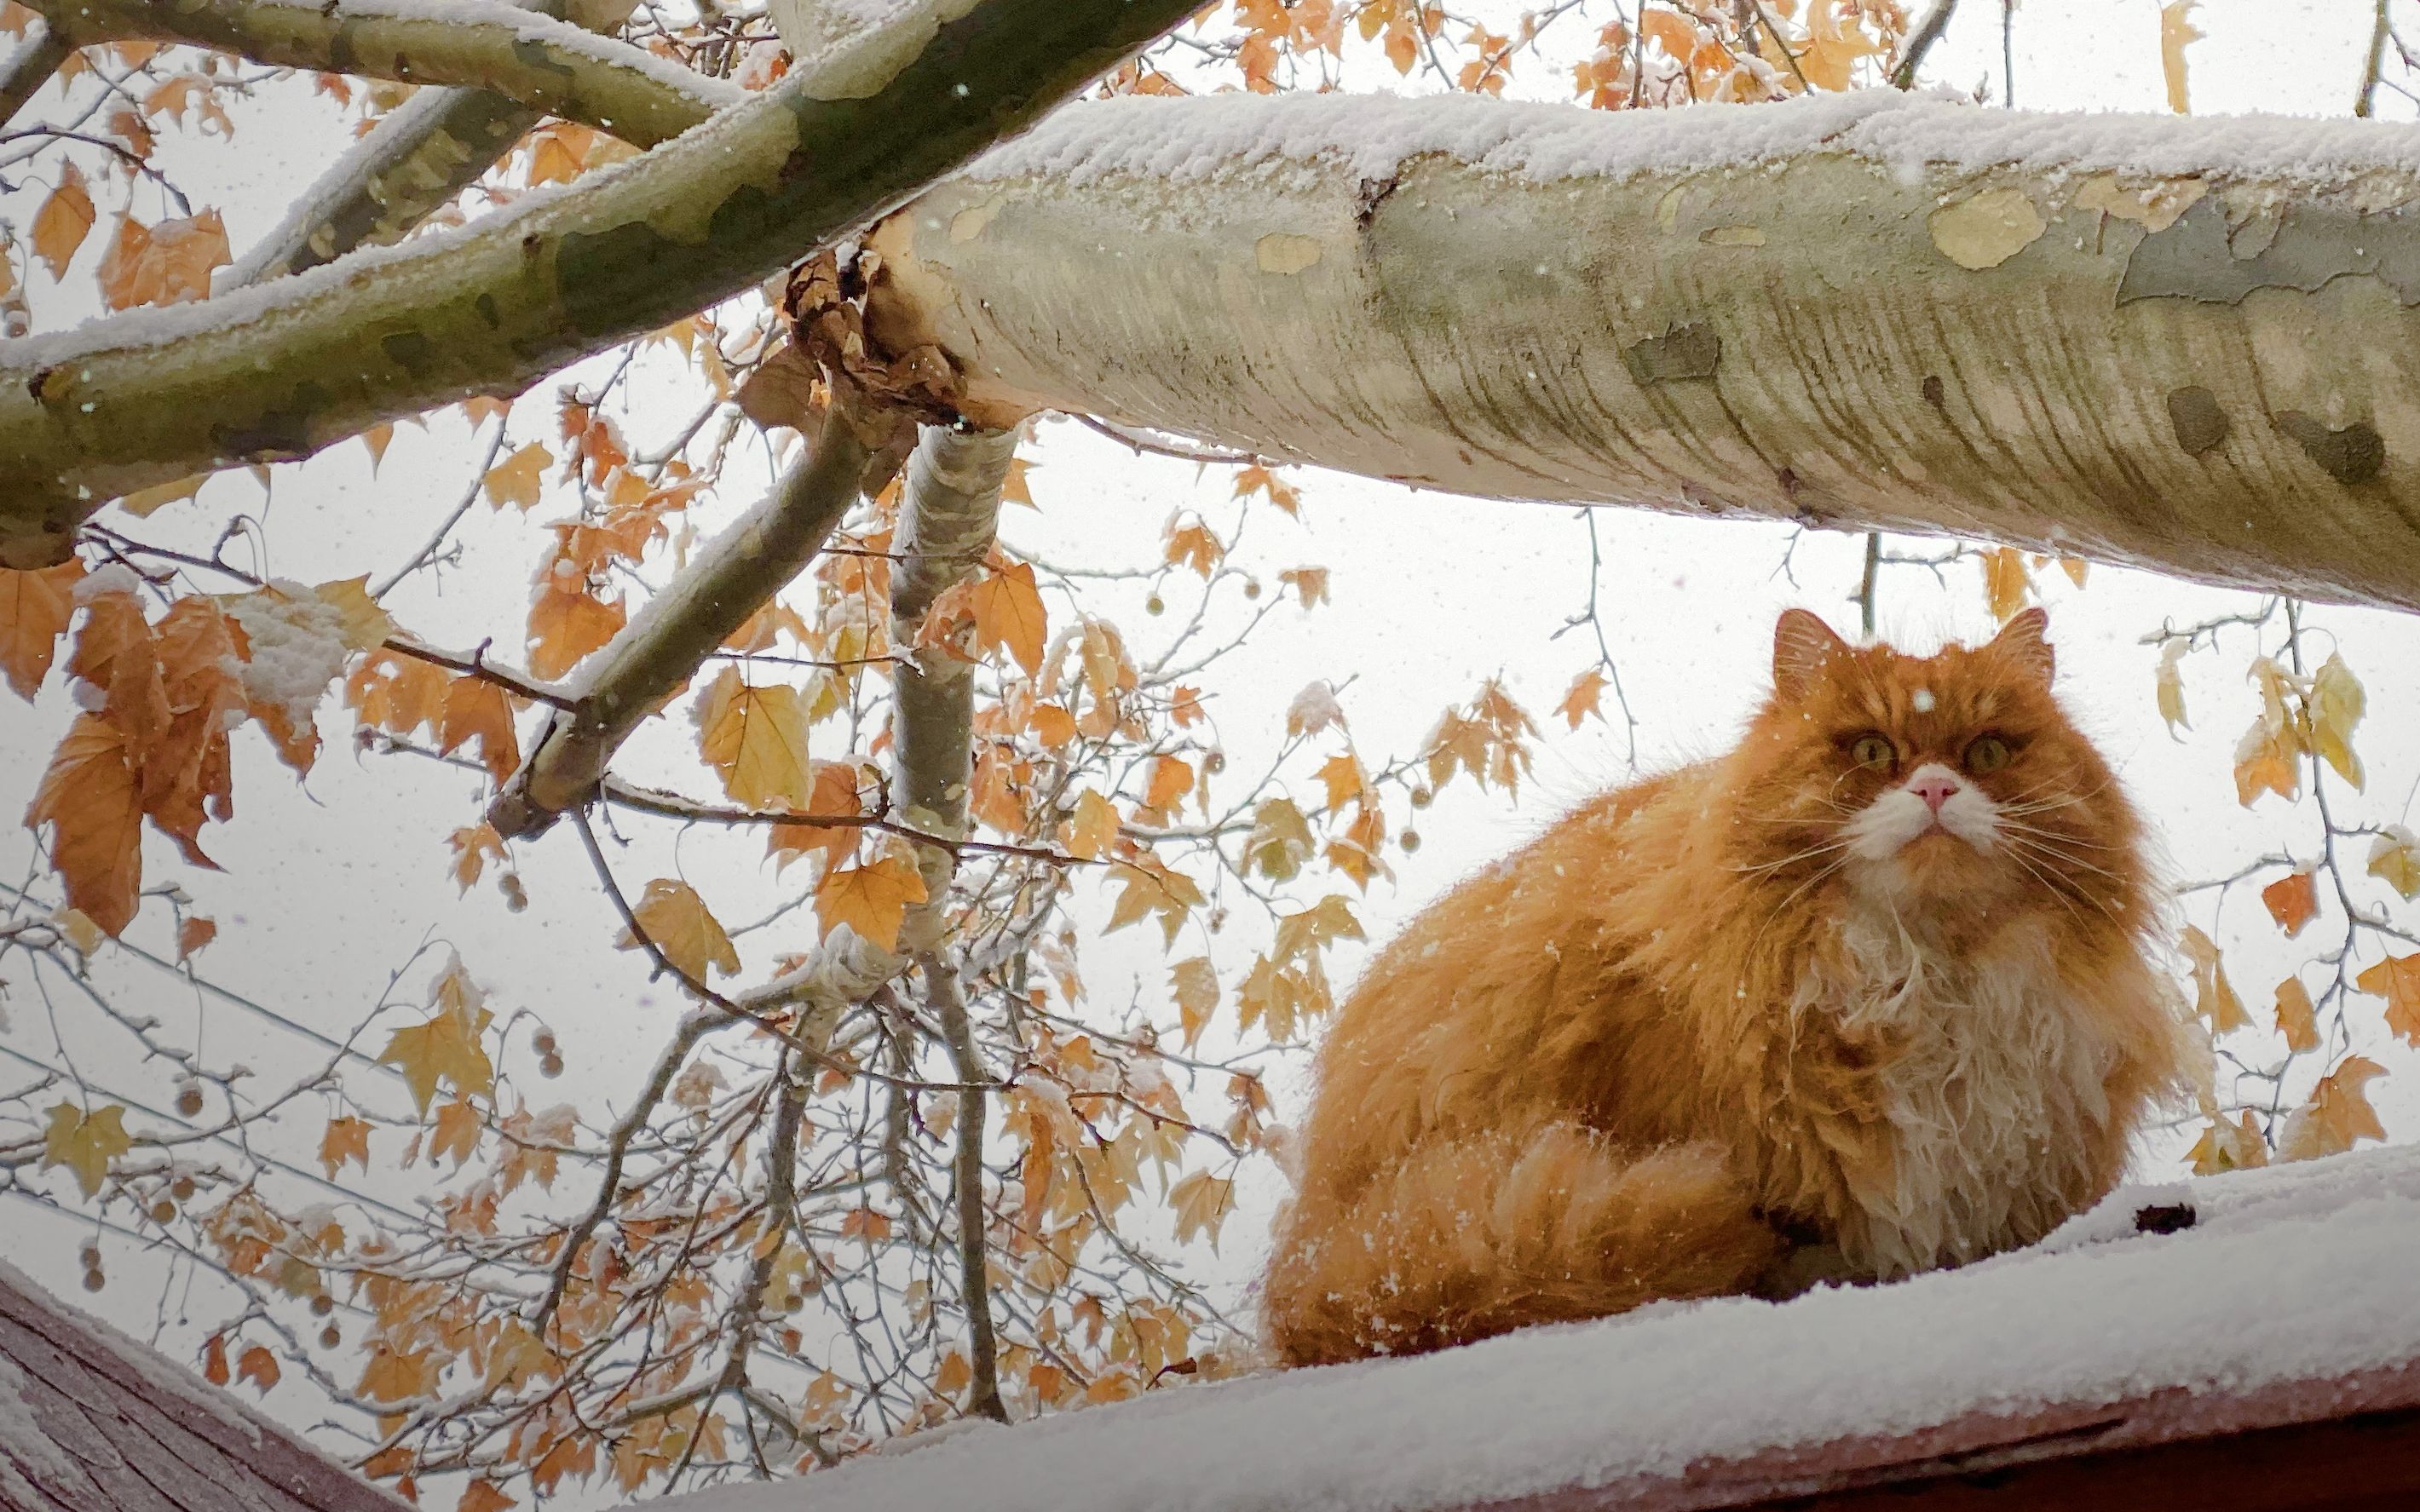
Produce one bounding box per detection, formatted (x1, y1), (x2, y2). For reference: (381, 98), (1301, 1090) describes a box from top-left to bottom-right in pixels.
(1890, 0), (1959, 90)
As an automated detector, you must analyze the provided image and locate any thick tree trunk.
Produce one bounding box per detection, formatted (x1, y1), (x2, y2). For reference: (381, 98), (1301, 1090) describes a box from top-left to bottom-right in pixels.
(866, 91), (2420, 609)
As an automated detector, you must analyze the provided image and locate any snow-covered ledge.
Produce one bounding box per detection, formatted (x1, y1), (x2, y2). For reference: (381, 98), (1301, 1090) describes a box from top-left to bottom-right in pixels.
(641, 1142), (2420, 1512)
(867, 91), (2420, 612)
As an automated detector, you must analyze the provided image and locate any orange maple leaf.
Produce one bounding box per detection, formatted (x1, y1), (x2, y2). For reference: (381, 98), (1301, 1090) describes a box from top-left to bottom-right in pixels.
(0, 558), (84, 699)
(2261, 870), (2319, 938)
(815, 856), (929, 954)
(2354, 952), (2420, 1045)
(26, 714), (144, 936)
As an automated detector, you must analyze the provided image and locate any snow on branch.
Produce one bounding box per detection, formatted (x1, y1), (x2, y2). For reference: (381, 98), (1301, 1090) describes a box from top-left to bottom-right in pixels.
(33, 0), (737, 148)
(0, 0), (1204, 570)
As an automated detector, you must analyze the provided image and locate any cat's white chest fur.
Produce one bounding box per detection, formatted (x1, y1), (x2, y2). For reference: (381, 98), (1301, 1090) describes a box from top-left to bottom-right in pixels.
(1801, 906), (2120, 1278)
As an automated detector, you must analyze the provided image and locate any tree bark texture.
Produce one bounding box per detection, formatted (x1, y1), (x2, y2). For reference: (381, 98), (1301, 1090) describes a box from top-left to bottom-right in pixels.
(865, 93), (2420, 610)
(0, 0), (1203, 568)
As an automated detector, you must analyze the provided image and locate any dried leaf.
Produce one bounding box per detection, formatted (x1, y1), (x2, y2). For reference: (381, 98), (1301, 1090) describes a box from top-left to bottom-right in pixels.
(1171, 957), (1218, 1049)
(2187, 1111), (2268, 1176)
(2279, 1055), (2386, 1161)
(1980, 546), (2032, 622)
(43, 1103), (130, 1197)
(26, 714), (144, 936)
(2177, 924), (2250, 1035)
(1557, 668), (1607, 731)
(1061, 788), (1118, 861)
(2367, 826), (2420, 900)
(439, 678), (521, 785)
(1105, 858), (1204, 947)
(1244, 797), (1314, 882)
(2273, 978), (2319, 1055)
(964, 562), (1047, 676)
(2154, 638), (2189, 733)
(236, 1346), (279, 1394)
(1286, 681), (1345, 739)
(376, 962), (495, 1115)
(2260, 871), (2318, 938)
(694, 668), (811, 810)
(2232, 718), (2299, 807)
(620, 878), (741, 982)
(0, 558), (85, 699)
(2354, 952), (2420, 1046)
(32, 165), (94, 279)
(1168, 1170), (1235, 1250)
(176, 915), (216, 961)
(814, 856), (928, 954)
(482, 443), (550, 512)
(2308, 652), (2364, 789)
(2159, 0), (2199, 115)
(526, 586), (623, 681)
(320, 1116), (372, 1176)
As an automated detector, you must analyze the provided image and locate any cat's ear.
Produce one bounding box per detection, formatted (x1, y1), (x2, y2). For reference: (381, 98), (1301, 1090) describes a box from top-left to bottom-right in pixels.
(1986, 607), (2055, 686)
(1773, 609), (1851, 698)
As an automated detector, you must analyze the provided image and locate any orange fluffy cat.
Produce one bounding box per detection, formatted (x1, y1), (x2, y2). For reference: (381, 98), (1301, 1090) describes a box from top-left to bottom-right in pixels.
(1262, 608), (2192, 1366)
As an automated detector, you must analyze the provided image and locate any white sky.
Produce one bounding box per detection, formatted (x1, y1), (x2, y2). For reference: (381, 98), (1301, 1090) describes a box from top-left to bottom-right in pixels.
(2, 0), (2417, 1496)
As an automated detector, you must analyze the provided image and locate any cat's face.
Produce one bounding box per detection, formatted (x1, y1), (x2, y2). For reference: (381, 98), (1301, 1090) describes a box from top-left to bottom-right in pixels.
(1728, 608), (2142, 921)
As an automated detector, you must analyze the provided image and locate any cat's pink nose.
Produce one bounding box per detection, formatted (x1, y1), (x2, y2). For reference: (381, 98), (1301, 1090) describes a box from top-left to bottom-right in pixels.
(1907, 773), (1961, 813)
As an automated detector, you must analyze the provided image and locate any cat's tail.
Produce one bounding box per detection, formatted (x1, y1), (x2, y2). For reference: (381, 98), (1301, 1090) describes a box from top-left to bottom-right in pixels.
(1261, 1124), (1781, 1367)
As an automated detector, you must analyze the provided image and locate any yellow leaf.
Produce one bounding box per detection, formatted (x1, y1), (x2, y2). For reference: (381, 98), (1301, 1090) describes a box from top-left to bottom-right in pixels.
(119, 474), (205, 518)
(1167, 1170), (1235, 1250)
(620, 878), (741, 982)
(1163, 517), (1224, 578)
(1105, 858), (1204, 947)
(814, 856), (928, 954)
(694, 668), (811, 810)
(1980, 546), (2031, 622)
(439, 678), (521, 786)
(2261, 871), (2318, 938)
(1061, 788), (1118, 861)
(1557, 668), (1606, 731)
(2159, 0), (2199, 115)
(1244, 797), (1314, 882)
(2154, 638), (2189, 733)
(482, 443), (550, 511)
(2354, 952), (2420, 1046)
(2232, 719), (2299, 807)
(1170, 957), (1218, 1049)
(43, 1103), (131, 1198)
(0, 558), (85, 699)
(447, 823), (506, 892)
(357, 1344), (438, 1404)
(2177, 923), (2250, 1035)
(376, 960), (496, 1115)
(32, 164), (95, 279)
(320, 1116), (372, 1176)
(25, 714), (144, 937)
(429, 1098), (481, 1167)
(965, 562), (1048, 676)
(2273, 978), (2319, 1055)
(1314, 751), (1371, 813)
(2187, 1111), (2267, 1176)
(306, 576), (395, 653)
(2367, 826), (2420, 900)
(2279, 1055), (2386, 1161)
(2308, 652), (2364, 789)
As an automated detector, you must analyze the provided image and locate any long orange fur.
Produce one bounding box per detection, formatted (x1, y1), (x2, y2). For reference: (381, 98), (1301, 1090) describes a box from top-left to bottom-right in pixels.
(1262, 608), (2192, 1366)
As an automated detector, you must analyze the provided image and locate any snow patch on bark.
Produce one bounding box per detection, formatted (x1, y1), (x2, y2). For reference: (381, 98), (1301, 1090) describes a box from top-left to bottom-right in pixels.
(969, 89), (2420, 192)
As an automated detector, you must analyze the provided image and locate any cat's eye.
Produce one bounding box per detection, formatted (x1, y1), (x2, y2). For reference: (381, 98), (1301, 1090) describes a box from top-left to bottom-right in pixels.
(1965, 735), (2012, 774)
(1849, 733), (1895, 770)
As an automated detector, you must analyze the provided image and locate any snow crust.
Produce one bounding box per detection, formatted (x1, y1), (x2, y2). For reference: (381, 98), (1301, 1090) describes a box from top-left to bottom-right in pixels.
(643, 1143), (2420, 1512)
(223, 582), (350, 731)
(969, 89), (2420, 192)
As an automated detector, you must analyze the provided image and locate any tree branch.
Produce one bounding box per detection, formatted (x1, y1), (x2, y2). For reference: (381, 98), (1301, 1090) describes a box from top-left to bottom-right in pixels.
(228, 0), (641, 286)
(2358, 0), (2392, 118)
(0, 0), (1205, 567)
(1890, 0), (1959, 90)
(489, 403), (871, 838)
(932, 957), (1005, 1422)
(0, 18), (70, 130)
(33, 0), (735, 149)
(741, 424), (1017, 1035)
(866, 92), (2420, 611)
